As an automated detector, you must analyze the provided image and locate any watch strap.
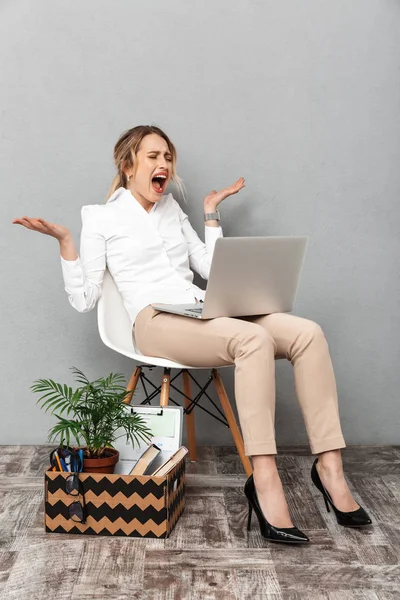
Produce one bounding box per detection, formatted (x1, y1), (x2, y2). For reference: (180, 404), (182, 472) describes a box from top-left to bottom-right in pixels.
(204, 210), (220, 222)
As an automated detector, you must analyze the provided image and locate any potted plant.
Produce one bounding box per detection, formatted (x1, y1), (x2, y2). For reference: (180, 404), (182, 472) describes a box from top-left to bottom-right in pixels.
(31, 366), (153, 473)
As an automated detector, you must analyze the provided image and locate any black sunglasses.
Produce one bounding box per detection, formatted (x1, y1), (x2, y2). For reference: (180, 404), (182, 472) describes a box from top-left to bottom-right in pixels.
(65, 473), (87, 524)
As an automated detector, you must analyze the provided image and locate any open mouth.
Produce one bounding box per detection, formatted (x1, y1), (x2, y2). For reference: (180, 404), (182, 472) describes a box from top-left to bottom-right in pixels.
(151, 174), (168, 194)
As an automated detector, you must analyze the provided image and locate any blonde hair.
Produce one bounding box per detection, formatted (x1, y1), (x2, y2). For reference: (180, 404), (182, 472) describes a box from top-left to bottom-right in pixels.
(106, 125), (187, 203)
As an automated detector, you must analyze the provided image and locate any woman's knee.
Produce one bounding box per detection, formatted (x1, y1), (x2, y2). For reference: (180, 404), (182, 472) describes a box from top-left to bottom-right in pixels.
(237, 322), (277, 355)
(291, 319), (326, 359)
(301, 319), (325, 338)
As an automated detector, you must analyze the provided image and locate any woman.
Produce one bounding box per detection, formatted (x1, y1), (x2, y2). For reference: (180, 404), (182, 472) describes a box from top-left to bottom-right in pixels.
(13, 125), (371, 544)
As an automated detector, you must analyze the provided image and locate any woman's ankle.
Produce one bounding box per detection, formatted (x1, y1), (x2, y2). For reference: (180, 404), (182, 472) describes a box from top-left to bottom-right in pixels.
(252, 455), (284, 493)
(318, 449), (344, 473)
(252, 454), (278, 474)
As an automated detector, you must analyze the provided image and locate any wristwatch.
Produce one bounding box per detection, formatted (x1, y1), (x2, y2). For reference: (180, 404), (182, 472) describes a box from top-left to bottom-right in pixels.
(204, 210), (220, 222)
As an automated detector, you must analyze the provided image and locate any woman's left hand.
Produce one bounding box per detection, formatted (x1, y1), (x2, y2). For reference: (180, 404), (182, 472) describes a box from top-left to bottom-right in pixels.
(203, 177), (245, 211)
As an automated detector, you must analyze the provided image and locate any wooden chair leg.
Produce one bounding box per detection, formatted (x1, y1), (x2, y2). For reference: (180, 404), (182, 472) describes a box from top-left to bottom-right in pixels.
(160, 369), (171, 407)
(124, 366), (142, 404)
(182, 370), (197, 462)
(212, 369), (253, 477)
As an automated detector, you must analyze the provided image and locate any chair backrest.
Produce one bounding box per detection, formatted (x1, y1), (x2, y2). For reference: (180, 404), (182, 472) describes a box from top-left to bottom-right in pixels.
(97, 268), (138, 357)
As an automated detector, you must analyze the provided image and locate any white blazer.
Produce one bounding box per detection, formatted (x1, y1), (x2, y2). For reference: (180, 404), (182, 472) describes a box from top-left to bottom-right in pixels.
(60, 187), (223, 326)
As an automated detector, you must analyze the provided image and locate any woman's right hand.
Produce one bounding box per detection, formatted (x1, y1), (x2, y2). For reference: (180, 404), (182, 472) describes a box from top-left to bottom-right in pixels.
(12, 216), (71, 242)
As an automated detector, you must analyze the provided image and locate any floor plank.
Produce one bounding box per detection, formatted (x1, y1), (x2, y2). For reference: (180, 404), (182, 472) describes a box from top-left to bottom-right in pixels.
(0, 444), (399, 599)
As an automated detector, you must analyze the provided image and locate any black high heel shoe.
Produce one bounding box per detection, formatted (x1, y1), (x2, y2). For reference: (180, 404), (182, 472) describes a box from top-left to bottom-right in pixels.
(311, 458), (372, 527)
(244, 474), (309, 544)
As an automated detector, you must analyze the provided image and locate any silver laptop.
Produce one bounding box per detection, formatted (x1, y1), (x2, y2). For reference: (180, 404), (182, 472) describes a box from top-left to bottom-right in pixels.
(151, 236), (308, 319)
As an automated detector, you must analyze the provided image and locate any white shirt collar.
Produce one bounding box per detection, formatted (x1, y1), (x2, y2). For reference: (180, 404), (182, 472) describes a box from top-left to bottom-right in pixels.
(107, 186), (127, 203)
(107, 187), (158, 213)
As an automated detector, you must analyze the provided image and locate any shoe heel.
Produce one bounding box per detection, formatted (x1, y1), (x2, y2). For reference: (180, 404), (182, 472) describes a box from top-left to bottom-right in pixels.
(247, 501), (253, 531)
(323, 496), (330, 513)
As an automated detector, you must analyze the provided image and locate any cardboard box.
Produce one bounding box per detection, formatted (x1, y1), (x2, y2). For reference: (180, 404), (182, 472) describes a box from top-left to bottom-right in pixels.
(44, 455), (185, 538)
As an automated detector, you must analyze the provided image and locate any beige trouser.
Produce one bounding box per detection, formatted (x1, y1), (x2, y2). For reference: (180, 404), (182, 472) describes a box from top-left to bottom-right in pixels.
(133, 305), (346, 456)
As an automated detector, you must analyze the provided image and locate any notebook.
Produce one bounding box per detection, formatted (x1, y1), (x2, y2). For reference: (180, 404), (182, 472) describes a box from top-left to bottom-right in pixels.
(151, 446), (189, 477)
(128, 443), (162, 475)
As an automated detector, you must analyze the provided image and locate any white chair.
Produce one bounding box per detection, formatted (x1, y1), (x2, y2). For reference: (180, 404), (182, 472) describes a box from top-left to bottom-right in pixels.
(98, 268), (253, 476)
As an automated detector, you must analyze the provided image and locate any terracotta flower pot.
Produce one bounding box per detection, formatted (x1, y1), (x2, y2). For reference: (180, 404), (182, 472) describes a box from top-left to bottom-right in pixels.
(80, 447), (119, 474)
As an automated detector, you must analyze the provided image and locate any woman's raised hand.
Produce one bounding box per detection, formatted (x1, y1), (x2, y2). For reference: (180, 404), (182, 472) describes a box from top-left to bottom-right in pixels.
(203, 177), (246, 211)
(12, 216), (71, 242)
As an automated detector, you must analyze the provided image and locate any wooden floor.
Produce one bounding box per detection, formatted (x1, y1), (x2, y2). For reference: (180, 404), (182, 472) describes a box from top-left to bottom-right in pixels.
(0, 445), (399, 599)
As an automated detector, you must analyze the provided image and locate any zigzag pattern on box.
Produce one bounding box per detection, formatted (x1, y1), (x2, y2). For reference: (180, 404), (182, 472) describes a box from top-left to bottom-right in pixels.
(165, 460), (185, 507)
(165, 462), (185, 535)
(167, 478), (185, 515)
(171, 479), (185, 506)
(46, 471), (165, 485)
(167, 495), (185, 535)
(167, 470), (185, 501)
(166, 460), (185, 487)
(45, 499), (167, 525)
(47, 491), (165, 510)
(166, 462), (185, 506)
(46, 473), (165, 499)
(45, 514), (167, 537)
(167, 482), (185, 530)
(46, 524), (163, 538)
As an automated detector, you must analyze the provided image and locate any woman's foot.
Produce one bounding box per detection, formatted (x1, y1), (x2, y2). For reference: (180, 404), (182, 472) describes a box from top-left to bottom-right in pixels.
(252, 456), (293, 528)
(317, 450), (359, 512)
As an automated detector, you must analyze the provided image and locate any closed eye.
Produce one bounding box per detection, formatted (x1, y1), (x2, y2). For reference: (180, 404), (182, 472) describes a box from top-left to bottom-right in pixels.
(148, 154), (172, 161)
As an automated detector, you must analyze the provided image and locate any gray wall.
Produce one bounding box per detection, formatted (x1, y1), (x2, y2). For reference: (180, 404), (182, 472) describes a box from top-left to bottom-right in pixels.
(1, 0), (399, 447)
